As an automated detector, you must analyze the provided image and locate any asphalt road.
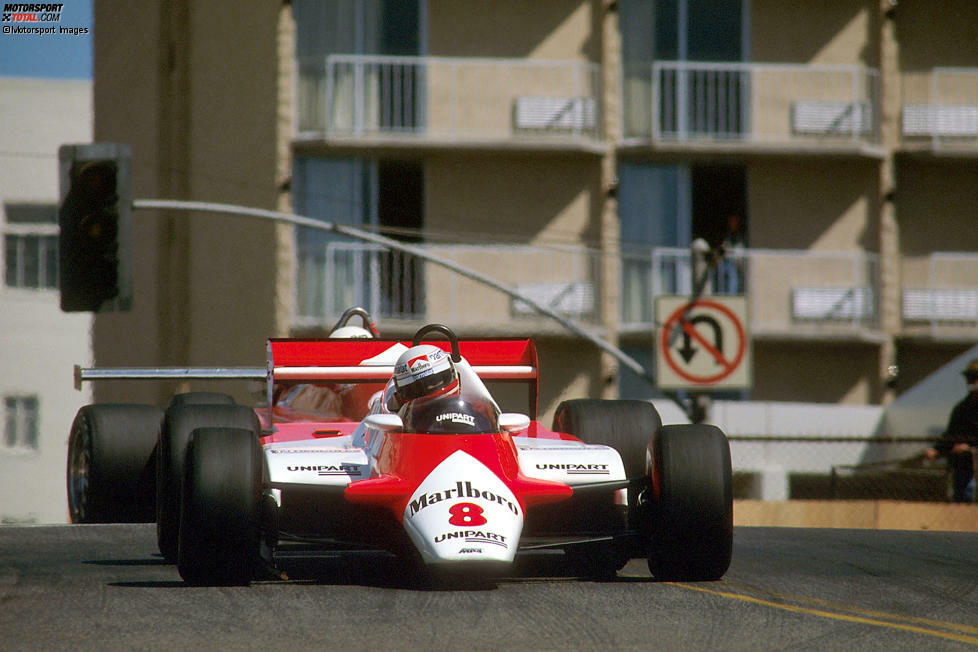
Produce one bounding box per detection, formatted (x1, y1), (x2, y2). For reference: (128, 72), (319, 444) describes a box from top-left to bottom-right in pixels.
(1, 524), (977, 650)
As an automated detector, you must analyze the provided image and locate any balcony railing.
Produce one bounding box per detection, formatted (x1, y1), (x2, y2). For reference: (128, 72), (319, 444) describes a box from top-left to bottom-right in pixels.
(622, 61), (880, 147)
(901, 252), (978, 337)
(901, 68), (978, 151)
(295, 241), (603, 329)
(622, 247), (880, 336)
(297, 55), (602, 143)
(297, 240), (885, 339)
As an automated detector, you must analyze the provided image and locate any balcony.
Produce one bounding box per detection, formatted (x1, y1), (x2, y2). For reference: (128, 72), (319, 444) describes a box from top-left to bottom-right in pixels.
(622, 61), (880, 153)
(296, 240), (885, 342)
(901, 252), (978, 339)
(296, 55), (602, 149)
(295, 241), (603, 332)
(901, 68), (978, 153)
(621, 247), (881, 340)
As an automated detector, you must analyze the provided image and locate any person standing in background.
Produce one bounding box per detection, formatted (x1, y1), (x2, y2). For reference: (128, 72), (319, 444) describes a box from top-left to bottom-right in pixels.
(926, 359), (978, 502)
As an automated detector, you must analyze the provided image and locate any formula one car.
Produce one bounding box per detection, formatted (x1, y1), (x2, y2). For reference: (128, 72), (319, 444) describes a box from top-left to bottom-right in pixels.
(67, 315), (732, 586)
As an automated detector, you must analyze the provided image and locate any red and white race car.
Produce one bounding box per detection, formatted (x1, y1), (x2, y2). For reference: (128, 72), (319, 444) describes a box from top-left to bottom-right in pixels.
(67, 315), (732, 586)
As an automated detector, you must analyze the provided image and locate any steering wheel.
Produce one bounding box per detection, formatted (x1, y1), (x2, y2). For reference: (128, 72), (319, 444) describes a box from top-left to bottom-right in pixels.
(411, 324), (461, 363)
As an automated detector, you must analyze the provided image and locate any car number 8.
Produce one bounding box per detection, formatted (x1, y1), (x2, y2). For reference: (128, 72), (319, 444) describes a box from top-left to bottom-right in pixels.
(448, 502), (487, 526)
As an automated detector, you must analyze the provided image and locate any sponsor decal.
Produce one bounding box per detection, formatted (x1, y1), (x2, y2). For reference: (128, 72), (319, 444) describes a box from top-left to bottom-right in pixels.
(408, 480), (520, 517)
(534, 462), (610, 475)
(433, 529), (508, 549)
(286, 464), (362, 477)
(458, 548), (483, 554)
(435, 412), (475, 427)
(395, 349), (447, 381)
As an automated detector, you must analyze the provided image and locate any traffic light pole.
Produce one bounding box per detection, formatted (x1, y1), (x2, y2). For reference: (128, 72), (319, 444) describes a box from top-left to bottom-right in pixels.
(132, 198), (656, 387)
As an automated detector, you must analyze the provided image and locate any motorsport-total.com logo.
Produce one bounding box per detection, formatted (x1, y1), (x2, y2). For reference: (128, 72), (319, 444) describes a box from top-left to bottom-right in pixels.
(2, 3), (88, 36)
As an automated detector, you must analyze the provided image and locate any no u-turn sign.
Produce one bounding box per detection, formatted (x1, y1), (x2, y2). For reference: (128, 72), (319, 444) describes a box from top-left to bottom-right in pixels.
(655, 296), (751, 390)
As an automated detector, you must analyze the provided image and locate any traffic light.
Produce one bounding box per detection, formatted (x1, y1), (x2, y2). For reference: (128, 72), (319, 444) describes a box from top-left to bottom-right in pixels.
(58, 144), (132, 312)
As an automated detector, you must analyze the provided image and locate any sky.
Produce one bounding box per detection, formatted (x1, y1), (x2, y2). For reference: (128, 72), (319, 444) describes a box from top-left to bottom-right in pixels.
(0, 0), (92, 79)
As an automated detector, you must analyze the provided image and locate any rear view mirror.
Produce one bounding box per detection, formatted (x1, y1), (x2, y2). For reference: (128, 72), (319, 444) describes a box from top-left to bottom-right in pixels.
(364, 413), (403, 432)
(498, 413), (531, 433)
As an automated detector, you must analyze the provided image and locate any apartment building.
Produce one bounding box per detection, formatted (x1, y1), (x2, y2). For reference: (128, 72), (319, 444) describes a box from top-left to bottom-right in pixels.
(90, 1), (978, 426)
(0, 77), (93, 523)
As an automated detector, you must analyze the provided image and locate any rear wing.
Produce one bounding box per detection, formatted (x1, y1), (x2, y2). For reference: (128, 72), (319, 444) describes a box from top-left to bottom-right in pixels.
(75, 337), (540, 416)
(267, 338), (540, 417)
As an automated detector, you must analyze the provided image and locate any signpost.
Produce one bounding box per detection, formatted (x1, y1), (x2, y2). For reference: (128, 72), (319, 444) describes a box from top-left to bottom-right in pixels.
(656, 295), (751, 390)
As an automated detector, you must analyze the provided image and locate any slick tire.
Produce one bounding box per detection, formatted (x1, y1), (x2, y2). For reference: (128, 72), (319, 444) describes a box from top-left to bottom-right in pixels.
(177, 427), (261, 586)
(66, 404), (163, 523)
(552, 399), (662, 576)
(647, 423), (733, 581)
(552, 399), (661, 479)
(156, 402), (258, 562)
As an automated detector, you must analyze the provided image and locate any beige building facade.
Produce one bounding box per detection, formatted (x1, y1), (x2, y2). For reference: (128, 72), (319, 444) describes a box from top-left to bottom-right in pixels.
(90, 1), (978, 425)
(0, 77), (93, 522)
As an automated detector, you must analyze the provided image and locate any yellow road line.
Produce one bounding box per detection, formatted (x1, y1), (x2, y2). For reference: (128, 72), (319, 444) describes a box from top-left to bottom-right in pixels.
(671, 583), (978, 646)
(720, 581), (978, 637)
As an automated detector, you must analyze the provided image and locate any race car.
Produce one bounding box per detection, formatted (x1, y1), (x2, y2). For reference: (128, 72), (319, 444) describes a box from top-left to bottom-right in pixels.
(66, 317), (732, 586)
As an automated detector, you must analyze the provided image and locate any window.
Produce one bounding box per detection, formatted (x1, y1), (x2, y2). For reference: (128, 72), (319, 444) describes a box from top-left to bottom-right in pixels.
(620, 0), (748, 139)
(293, 156), (425, 323)
(294, 0), (423, 133)
(3, 396), (39, 451)
(3, 203), (58, 290)
(618, 161), (747, 323)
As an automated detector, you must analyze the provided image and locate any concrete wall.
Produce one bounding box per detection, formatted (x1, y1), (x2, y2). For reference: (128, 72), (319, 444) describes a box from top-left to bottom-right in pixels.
(92, 0), (288, 404)
(749, 158), (880, 251)
(751, 0), (877, 66)
(896, 159), (978, 256)
(427, 0), (596, 61)
(735, 500), (978, 532)
(426, 153), (600, 244)
(752, 341), (882, 405)
(895, 0), (978, 71)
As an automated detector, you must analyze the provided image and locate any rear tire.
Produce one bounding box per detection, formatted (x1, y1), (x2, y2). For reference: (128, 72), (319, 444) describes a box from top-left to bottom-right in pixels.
(156, 402), (258, 562)
(177, 427), (261, 586)
(552, 399), (662, 577)
(646, 423), (732, 581)
(552, 399), (660, 478)
(66, 404), (163, 523)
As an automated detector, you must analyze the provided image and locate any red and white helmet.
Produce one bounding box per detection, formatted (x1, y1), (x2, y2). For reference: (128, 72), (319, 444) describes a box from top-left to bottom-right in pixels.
(393, 344), (459, 403)
(329, 325), (373, 339)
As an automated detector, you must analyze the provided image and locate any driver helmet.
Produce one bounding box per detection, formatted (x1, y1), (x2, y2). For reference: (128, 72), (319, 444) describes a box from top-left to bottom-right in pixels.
(330, 324), (374, 339)
(393, 344), (459, 404)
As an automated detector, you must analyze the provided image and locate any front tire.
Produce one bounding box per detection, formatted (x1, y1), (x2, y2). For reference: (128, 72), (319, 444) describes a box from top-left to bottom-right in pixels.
(552, 399), (662, 577)
(646, 423), (732, 581)
(177, 427), (261, 586)
(156, 401), (258, 561)
(67, 404), (163, 523)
